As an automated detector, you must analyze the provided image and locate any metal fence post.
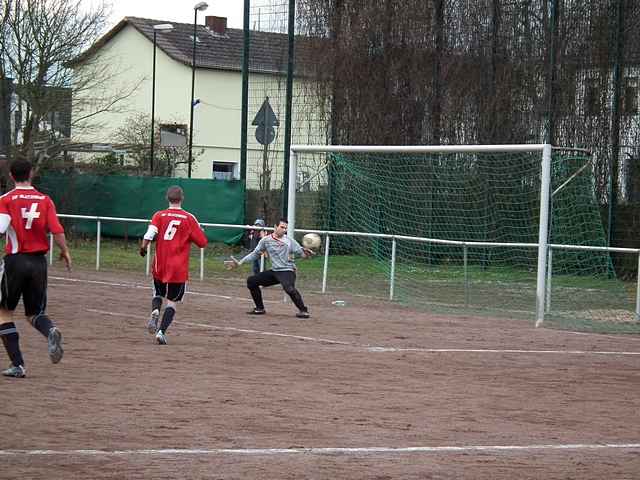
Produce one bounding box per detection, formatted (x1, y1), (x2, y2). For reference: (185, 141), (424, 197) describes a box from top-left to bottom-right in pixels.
(96, 219), (101, 271)
(322, 234), (330, 293)
(463, 244), (469, 308)
(636, 253), (640, 321)
(389, 237), (397, 300)
(545, 247), (553, 313)
(200, 247), (204, 280)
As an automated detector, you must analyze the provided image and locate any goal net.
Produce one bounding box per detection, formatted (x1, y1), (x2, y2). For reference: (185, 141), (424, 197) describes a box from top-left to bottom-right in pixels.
(288, 145), (638, 332)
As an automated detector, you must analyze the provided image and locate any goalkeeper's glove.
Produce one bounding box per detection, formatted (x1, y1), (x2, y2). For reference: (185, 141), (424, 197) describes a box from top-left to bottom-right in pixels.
(139, 246), (147, 257)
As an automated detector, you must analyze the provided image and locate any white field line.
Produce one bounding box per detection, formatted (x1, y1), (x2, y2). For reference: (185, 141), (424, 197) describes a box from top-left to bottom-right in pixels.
(86, 309), (640, 357)
(50, 275), (278, 304)
(1, 443), (639, 457)
(365, 347), (640, 355)
(181, 320), (352, 345)
(86, 309), (350, 346)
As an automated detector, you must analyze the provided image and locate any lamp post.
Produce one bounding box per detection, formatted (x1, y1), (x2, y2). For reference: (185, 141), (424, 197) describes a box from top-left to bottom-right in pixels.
(188, 1), (209, 178)
(150, 23), (174, 174)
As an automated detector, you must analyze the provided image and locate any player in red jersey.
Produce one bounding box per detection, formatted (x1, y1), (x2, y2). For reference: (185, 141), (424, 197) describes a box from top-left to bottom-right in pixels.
(140, 186), (207, 345)
(0, 159), (71, 378)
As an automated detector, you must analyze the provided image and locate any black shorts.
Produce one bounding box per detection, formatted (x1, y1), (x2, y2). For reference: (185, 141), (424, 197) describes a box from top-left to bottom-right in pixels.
(153, 279), (186, 302)
(0, 253), (48, 317)
(248, 270), (297, 290)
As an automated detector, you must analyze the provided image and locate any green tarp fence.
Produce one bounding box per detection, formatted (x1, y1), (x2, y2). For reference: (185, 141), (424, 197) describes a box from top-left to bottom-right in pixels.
(35, 173), (245, 244)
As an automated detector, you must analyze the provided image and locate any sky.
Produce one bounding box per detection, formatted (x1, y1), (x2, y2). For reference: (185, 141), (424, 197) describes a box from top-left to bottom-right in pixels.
(86, 0), (246, 31)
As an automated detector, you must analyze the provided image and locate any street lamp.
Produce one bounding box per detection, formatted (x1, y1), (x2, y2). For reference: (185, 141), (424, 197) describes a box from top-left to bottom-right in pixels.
(150, 23), (174, 174)
(188, 1), (209, 178)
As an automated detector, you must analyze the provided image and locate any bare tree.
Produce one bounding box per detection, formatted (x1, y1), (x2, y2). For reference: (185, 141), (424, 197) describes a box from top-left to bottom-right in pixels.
(296, 1), (640, 190)
(0, 0), (140, 165)
(112, 113), (199, 177)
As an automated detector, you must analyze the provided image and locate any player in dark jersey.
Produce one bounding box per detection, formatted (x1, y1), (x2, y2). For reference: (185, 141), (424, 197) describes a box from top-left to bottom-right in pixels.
(140, 186), (207, 345)
(0, 159), (72, 378)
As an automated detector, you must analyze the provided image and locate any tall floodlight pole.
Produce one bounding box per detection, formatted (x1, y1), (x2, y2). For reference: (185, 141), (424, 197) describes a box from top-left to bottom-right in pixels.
(282, 0), (296, 216)
(240, 0), (250, 182)
(188, 2), (209, 178)
(150, 24), (174, 174)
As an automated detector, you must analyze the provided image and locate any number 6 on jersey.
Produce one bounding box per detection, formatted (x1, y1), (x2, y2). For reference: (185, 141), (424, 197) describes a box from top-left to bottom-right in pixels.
(163, 220), (181, 240)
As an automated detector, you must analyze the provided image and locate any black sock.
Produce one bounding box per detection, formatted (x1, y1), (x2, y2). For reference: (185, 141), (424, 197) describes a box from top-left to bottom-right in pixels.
(0, 322), (25, 367)
(286, 289), (307, 312)
(248, 286), (265, 310)
(151, 296), (162, 312)
(31, 314), (54, 338)
(159, 307), (175, 333)
(247, 276), (266, 310)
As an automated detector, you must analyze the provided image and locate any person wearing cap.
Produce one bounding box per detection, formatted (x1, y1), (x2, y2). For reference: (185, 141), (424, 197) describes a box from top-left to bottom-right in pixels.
(245, 218), (267, 274)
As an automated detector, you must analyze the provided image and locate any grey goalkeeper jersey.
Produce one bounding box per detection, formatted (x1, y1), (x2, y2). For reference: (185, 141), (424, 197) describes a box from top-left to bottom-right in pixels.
(240, 234), (304, 271)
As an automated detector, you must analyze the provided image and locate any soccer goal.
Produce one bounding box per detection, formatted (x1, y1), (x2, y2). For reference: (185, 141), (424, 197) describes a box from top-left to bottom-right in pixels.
(287, 144), (639, 331)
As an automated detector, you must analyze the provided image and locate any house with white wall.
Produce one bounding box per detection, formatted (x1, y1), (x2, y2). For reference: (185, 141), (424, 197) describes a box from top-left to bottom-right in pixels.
(70, 15), (328, 184)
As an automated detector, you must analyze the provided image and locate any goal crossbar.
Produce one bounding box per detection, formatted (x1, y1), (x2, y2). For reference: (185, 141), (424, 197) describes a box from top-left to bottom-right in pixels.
(290, 144), (546, 154)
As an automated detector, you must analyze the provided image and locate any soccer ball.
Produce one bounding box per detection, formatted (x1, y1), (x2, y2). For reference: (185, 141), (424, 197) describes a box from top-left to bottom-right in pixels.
(302, 233), (321, 250)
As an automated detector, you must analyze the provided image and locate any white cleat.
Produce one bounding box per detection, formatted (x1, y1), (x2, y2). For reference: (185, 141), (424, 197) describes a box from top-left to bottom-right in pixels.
(2, 364), (26, 378)
(155, 330), (167, 345)
(48, 327), (64, 364)
(148, 309), (160, 334)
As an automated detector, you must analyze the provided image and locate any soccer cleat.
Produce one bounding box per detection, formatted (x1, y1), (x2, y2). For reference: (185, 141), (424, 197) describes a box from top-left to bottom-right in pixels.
(2, 364), (26, 378)
(148, 309), (160, 334)
(48, 327), (64, 364)
(155, 330), (167, 345)
(246, 308), (266, 315)
(296, 310), (311, 319)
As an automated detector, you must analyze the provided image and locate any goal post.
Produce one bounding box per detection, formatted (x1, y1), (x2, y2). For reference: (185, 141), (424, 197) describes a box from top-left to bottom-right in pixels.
(288, 144), (552, 325)
(535, 144), (552, 327)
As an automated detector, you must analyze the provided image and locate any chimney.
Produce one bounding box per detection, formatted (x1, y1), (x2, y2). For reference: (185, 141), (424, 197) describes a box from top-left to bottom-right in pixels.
(205, 16), (227, 35)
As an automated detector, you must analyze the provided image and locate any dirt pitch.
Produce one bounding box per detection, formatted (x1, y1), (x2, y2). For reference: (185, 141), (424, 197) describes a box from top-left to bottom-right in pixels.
(2, 265), (640, 479)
